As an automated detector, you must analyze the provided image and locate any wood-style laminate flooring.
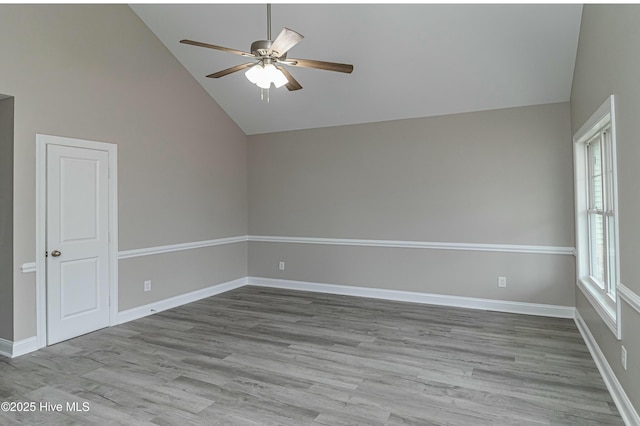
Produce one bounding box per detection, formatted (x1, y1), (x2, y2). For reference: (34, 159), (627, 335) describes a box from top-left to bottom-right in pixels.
(0, 286), (623, 425)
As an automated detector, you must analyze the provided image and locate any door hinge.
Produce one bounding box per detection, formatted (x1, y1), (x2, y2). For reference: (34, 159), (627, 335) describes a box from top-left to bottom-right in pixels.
(45, 251), (48, 258)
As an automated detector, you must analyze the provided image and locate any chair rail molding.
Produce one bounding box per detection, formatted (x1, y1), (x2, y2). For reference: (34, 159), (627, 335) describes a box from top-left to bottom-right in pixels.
(618, 283), (640, 314)
(248, 235), (576, 256)
(22, 235), (575, 274)
(118, 235), (248, 259)
(21, 235), (249, 273)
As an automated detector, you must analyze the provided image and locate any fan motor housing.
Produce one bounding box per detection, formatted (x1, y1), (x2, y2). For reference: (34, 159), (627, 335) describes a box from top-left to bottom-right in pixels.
(250, 40), (287, 59)
(250, 40), (271, 56)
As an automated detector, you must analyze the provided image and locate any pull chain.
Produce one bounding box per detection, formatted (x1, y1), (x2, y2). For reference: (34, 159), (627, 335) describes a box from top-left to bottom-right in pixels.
(260, 87), (270, 103)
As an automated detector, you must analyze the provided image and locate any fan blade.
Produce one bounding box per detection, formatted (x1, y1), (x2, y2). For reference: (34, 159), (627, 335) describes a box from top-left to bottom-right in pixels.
(268, 28), (303, 58)
(206, 63), (256, 79)
(276, 66), (303, 91)
(180, 39), (254, 57)
(287, 58), (353, 74)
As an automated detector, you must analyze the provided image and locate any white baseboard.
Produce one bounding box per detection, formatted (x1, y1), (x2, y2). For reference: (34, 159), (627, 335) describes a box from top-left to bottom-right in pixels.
(247, 277), (576, 318)
(575, 310), (640, 426)
(0, 337), (40, 358)
(12, 337), (39, 357)
(117, 277), (247, 325)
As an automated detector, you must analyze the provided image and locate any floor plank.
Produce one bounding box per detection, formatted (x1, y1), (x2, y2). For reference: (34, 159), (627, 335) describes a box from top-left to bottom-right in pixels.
(0, 286), (624, 425)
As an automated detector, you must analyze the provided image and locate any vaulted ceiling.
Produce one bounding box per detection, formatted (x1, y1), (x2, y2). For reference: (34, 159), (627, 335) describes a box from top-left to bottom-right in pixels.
(131, 4), (583, 135)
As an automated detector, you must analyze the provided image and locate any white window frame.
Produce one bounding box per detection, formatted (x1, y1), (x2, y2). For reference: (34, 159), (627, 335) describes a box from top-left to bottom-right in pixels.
(573, 95), (621, 338)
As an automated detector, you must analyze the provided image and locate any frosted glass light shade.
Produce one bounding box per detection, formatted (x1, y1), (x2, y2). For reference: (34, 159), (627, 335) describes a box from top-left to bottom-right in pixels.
(264, 64), (288, 88)
(245, 63), (288, 89)
(245, 65), (262, 84)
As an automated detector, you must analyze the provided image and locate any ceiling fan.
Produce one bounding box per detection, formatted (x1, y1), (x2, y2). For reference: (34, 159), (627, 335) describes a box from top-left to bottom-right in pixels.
(180, 4), (354, 93)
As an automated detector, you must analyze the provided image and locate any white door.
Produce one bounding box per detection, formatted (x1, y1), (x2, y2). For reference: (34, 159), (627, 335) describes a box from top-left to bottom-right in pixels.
(46, 144), (111, 344)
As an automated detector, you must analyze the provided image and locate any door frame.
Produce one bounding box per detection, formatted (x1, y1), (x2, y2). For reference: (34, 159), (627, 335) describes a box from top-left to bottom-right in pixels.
(35, 134), (118, 349)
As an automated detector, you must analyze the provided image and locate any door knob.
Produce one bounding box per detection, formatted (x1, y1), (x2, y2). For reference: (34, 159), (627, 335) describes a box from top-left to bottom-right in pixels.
(51, 250), (62, 257)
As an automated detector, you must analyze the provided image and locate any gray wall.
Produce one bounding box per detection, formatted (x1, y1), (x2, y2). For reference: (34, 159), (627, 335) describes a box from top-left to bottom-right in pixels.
(0, 97), (13, 341)
(570, 4), (640, 413)
(248, 103), (576, 306)
(0, 5), (248, 340)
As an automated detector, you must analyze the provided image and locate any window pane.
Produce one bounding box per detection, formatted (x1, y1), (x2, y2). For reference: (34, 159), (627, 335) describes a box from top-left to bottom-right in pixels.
(589, 139), (603, 210)
(604, 130), (614, 211)
(589, 213), (605, 286)
(607, 216), (617, 298)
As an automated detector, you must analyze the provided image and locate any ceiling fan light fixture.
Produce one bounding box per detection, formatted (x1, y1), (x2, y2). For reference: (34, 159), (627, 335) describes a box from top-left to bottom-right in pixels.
(245, 62), (288, 89)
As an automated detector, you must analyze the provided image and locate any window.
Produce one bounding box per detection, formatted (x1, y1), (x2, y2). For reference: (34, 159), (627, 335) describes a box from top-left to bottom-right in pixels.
(586, 126), (617, 296)
(573, 95), (620, 338)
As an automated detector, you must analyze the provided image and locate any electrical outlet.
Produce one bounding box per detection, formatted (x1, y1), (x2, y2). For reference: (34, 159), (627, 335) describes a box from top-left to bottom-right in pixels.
(279, 261), (285, 271)
(621, 345), (628, 370)
(498, 276), (507, 288)
(144, 280), (152, 292)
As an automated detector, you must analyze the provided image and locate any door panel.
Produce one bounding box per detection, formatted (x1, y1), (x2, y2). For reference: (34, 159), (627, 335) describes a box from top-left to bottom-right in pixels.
(59, 257), (99, 319)
(47, 144), (110, 344)
(60, 157), (99, 242)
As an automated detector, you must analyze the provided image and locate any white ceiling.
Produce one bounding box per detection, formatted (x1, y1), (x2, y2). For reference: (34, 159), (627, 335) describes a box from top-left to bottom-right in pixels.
(130, 4), (583, 135)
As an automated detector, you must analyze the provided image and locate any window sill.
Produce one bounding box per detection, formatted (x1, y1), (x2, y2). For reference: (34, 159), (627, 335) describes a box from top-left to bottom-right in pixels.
(577, 277), (620, 339)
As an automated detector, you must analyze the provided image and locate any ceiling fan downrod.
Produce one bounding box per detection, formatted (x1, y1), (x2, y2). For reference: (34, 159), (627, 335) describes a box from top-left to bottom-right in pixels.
(266, 4), (272, 41)
(260, 3), (272, 103)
